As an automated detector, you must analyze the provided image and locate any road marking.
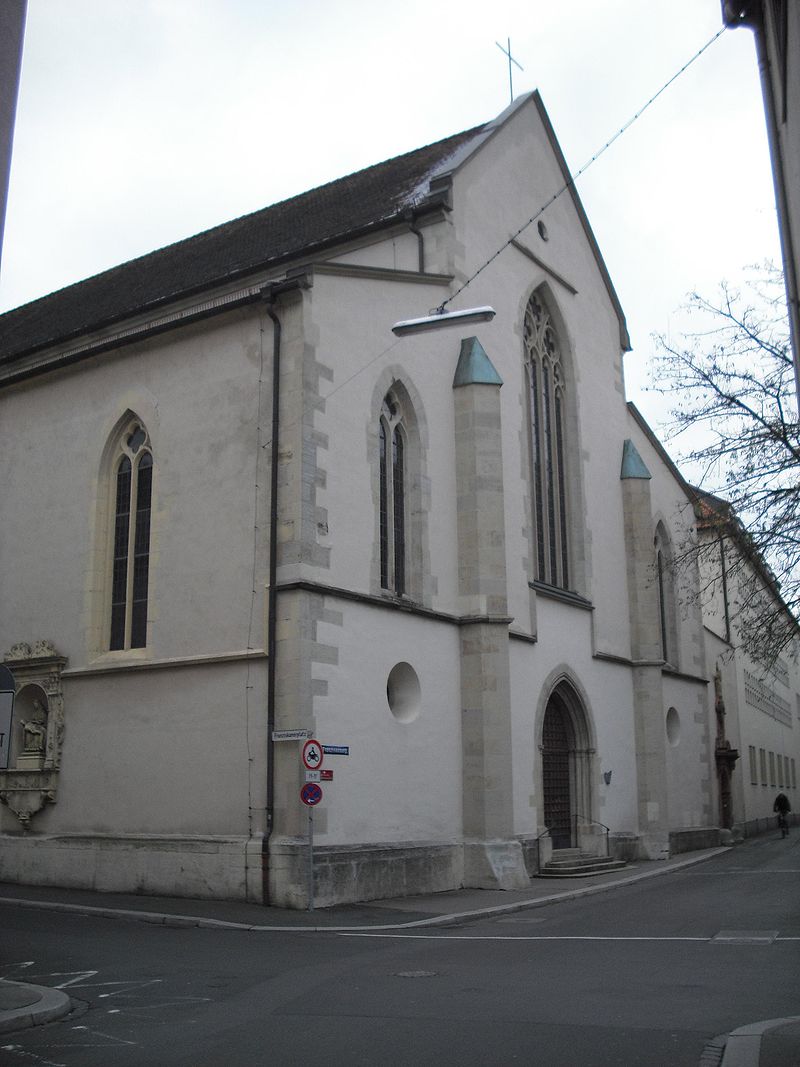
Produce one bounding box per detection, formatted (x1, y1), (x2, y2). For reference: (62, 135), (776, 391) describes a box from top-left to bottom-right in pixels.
(690, 868), (800, 874)
(94, 979), (163, 998)
(0, 1045), (66, 1066)
(341, 932), (798, 943)
(342, 933), (709, 941)
(2, 970), (100, 988)
(711, 930), (779, 944)
(49, 972), (99, 989)
(47, 1026), (138, 1048)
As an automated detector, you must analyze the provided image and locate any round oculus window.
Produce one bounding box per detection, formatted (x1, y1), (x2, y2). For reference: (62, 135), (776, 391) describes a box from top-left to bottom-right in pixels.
(386, 662), (421, 723)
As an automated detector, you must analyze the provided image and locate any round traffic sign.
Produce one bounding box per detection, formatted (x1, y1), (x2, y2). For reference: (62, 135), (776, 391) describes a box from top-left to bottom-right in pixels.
(302, 738), (324, 770)
(300, 782), (323, 806)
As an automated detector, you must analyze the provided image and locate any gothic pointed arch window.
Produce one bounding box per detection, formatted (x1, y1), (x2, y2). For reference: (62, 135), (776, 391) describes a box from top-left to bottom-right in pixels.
(654, 522), (678, 667)
(525, 290), (570, 589)
(379, 393), (406, 595)
(109, 421), (153, 650)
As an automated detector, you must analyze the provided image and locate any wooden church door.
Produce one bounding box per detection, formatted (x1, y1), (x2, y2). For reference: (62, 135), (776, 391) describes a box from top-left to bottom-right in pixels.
(542, 696), (574, 849)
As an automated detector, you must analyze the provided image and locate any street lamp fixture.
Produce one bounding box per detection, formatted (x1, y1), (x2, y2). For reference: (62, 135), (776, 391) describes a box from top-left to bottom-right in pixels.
(392, 305), (496, 337)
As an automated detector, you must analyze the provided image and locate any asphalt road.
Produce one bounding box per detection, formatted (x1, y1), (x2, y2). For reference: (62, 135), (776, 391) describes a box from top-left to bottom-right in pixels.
(1, 833), (798, 1066)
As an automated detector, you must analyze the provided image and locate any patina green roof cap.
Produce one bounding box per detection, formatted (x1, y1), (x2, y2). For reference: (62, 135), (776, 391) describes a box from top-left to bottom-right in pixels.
(453, 336), (503, 388)
(620, 439), (651, 479)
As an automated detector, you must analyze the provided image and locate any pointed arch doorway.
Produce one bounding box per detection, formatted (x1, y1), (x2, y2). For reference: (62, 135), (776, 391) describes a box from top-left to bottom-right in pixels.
(541, 682), (594, 849)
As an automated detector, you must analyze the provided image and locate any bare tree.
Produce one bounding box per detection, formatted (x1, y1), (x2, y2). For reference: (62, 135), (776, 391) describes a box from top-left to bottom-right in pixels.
(652, 264), (800, 665)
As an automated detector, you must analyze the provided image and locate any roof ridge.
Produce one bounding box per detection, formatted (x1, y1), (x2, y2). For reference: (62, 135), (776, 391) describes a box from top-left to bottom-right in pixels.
(0, 119), (487, 362)
(2, 122), (487, 320)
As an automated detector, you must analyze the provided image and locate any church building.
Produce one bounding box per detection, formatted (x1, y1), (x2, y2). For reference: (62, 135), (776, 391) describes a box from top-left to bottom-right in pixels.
(1, 92), (797, 907)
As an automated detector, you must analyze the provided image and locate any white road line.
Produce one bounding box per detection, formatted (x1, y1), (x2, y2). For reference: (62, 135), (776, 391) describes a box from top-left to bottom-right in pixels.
(340, 933), (799, 942)
(0, 1045), (66, 1066)
(691, 868), (800, 874)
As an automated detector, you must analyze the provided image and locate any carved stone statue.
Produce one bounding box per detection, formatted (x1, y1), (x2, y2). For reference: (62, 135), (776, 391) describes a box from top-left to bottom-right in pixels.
(21, 703), (47, 754)
(713, 663), (739, 830)
(2, 642), (66, 827)
(714, 667), (726, 744)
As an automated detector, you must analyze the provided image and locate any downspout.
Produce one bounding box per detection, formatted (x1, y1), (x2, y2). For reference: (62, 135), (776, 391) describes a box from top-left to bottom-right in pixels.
(405, 210), (425, 273)
(728, 3), (800, 397)
(261, 295), (281, 906)
(753, 15), (800, 399)
(260, 272), (310, 906)
(719, 533), (732, 646)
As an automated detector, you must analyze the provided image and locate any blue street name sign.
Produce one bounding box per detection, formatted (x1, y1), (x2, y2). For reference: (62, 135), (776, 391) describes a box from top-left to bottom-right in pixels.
(322, 745), (349, 755)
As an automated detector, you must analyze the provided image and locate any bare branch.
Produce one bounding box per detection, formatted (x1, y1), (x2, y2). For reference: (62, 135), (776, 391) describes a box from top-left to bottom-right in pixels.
(652, 265), (799, 665)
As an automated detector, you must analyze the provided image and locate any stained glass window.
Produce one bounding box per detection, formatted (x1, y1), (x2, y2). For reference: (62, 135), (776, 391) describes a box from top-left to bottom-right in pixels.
(525, 292), (569, 589)
(379, 395), (406, 595)
(109, 424), (152, 650)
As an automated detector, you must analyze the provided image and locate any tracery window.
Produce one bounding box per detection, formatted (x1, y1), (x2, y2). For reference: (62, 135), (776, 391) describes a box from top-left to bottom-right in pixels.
(110, 422), (153, 650)
(654, 522), (677, 667)
(379, 394), (406, 595)
(525, 291), (569, 588)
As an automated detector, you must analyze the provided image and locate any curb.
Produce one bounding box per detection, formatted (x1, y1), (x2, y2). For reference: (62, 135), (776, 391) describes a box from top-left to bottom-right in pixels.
(0, 980), (72, 1034)
(719, 1015), (800, 1067)
(0, 848), (729, 934)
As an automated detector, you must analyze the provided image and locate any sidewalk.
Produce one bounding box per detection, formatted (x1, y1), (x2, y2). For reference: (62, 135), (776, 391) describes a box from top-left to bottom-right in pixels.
(1, 846), (797, 1065)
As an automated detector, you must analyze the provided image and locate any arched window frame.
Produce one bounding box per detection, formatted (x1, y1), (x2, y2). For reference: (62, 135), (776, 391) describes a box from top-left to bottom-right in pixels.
(379, 394), (407, 596)
(525, 290), (570, 589)
(654, 522), (678, 668)
(108, 421), (153, 651)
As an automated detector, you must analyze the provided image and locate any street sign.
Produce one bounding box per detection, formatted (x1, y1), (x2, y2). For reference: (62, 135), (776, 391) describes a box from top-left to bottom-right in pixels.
(300, 782), (323, 806)
(320, 769), (333, 781)
(305, 770), (321, 783)
(322, 744), (349, 756)
(272, 729), (310, 741)
(302, 738), (324, 770)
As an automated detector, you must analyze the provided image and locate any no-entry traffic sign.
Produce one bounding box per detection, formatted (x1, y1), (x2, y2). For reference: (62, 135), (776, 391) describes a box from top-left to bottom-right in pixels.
(300, 782), (323, 806)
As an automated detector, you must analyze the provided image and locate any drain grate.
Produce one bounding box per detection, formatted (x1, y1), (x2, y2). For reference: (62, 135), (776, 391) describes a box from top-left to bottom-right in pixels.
(711, 930), (779, 944)
(394, 970), (438, 978)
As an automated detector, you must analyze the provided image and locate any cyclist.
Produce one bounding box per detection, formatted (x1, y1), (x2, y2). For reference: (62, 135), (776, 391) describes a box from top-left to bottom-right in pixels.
(773, 791), (791, 838)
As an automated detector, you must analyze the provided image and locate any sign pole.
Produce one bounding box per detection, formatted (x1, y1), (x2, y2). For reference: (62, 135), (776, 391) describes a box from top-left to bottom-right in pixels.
(307, 808), (314, 912)
(299, 740), (323, 912)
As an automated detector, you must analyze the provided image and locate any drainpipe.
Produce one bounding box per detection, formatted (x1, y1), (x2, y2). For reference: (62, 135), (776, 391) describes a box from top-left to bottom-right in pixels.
(753, 16), (800, 398)
(405, 210), (425, 273)
(725, 2), (800, 397)
(719, 533), (732, 646)
(260, 272), (310, 906)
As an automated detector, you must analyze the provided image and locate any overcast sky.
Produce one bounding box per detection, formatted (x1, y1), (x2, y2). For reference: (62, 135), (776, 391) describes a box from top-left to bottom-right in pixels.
(0, 0), (781, 434)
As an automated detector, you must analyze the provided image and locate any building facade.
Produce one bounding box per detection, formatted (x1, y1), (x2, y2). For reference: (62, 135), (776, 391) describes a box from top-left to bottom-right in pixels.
(723, 1), (800, 386)
(1, 93), (797, 907)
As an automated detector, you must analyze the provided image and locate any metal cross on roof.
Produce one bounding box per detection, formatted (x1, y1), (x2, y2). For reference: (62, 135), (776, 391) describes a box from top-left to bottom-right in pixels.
(496, 37), (524, 104)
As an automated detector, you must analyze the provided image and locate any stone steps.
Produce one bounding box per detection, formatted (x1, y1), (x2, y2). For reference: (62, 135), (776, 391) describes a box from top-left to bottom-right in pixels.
(537, 850), (628, 878)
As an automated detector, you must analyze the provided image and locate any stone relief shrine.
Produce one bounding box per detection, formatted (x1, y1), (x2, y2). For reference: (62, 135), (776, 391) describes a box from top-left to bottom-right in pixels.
(0, 640), (66, 828)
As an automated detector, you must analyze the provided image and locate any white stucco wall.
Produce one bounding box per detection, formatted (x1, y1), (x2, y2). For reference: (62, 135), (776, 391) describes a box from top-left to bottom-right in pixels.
(2, 661), (267, 837)
(626, 416), (707, 679)
(509, 601), (639, 840)
(310, 604), (463, 845)
(0, 307), (271, 846)
(662, 673), (711, 828)
(0, 308), (267, 667)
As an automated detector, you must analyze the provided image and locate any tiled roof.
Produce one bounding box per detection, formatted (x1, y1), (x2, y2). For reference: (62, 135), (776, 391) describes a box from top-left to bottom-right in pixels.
(0, 124), (484, 363)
